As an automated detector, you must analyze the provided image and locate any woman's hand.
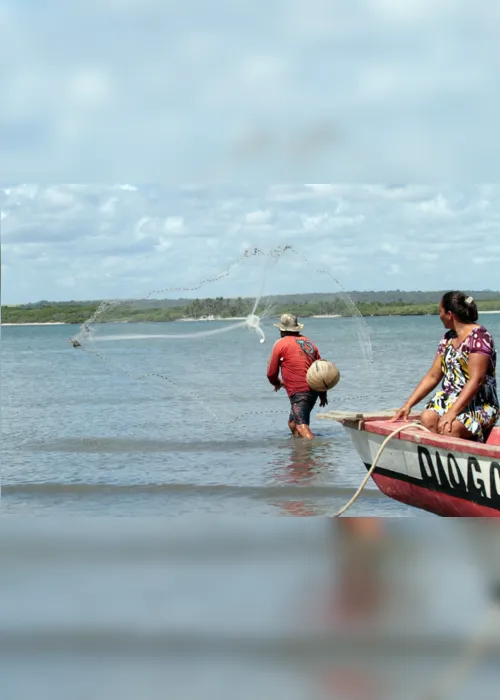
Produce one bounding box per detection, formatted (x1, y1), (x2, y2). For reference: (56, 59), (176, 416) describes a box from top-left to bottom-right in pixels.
(390, 404), (412, 422)
(438, 412), (457, 434)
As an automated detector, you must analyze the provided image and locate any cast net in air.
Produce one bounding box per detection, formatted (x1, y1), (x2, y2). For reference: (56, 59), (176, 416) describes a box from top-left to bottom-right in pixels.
(69, 245), (376, 427)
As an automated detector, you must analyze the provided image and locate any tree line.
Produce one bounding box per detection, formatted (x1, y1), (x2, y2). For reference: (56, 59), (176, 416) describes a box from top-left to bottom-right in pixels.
(3, 295), (500, 324)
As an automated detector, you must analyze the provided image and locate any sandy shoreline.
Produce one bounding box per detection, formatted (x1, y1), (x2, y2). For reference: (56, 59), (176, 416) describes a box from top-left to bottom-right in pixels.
(174, 317), (247, 322)
(2, 315), (344, 326)
(3, 311), (500, 327)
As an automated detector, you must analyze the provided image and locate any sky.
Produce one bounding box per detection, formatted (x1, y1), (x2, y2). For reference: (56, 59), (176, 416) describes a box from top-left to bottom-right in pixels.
(2, 4), (500, 303)
(2, 2), (500, 182)
(2, 183), (500, 304)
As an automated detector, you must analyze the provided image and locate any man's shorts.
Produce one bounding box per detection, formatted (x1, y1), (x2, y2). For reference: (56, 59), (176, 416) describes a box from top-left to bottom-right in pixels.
(288, 391), (320, 426)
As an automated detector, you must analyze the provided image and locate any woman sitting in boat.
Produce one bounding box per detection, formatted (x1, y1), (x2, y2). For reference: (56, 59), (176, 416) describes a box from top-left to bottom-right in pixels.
(393, 291), (499, 442)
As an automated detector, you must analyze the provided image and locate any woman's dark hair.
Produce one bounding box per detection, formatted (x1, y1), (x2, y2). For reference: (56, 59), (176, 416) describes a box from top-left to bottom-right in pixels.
(441, 291), (478, 323)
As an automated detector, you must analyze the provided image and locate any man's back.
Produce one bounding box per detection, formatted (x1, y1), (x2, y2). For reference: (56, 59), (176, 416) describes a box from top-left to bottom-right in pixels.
(267, 334), (321, 397)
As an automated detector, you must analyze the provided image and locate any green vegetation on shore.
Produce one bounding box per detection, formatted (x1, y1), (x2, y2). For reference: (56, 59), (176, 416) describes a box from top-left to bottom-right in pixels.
(3, 293), (500, 325)
(2, 302), (100, 325)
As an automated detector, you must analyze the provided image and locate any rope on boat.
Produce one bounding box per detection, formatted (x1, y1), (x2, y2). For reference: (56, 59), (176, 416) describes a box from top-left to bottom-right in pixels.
(333, 421), (432, 517)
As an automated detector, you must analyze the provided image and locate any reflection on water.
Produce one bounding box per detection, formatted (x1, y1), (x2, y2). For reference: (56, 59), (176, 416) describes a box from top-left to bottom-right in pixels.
(272, 439), (334, 483)
(269, 438), (383, 517)
(271, 438), (338, 516)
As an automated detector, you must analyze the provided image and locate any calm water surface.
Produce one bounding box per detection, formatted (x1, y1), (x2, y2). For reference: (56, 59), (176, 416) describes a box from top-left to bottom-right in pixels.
(2, 314), (499, 516)
(3, 317), (500, 699)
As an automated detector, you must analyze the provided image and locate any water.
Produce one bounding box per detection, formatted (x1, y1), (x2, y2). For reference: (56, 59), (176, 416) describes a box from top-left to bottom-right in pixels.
(2, 314), (499, 516)
(1, 518), (500, 700)
(2, 316), (500, 699)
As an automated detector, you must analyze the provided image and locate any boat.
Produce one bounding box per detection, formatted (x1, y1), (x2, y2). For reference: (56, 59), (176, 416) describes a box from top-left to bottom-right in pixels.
(318, 410), (500, 517)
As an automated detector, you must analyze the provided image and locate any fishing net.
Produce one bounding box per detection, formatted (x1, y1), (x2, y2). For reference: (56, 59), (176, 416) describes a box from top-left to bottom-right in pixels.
(69, 245), (376, 426)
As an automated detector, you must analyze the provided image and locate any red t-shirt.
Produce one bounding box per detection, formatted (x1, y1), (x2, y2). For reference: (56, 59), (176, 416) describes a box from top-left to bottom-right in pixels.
(267, 334), (322, 397)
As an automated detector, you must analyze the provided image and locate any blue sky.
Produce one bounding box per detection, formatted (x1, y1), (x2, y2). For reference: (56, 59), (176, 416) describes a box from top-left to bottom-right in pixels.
(2, 2), (500, 182)
(2, 184), (500, 304)
(2, 5), (500, 303)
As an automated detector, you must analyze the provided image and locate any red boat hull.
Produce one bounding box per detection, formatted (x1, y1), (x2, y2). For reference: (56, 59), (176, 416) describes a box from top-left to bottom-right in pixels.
(371, 471), (500, 517)
(340, 415), (500, 517)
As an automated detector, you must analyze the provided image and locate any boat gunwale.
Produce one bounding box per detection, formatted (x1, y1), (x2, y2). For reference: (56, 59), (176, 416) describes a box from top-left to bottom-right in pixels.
(349, 417), (500, 460)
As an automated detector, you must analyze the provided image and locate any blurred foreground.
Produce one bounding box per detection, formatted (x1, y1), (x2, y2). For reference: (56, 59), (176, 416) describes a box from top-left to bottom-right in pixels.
(1, 518), (499, 699)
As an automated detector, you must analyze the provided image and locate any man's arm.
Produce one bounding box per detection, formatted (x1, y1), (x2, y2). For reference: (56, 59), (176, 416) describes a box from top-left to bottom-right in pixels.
(266, 342), (282, 389)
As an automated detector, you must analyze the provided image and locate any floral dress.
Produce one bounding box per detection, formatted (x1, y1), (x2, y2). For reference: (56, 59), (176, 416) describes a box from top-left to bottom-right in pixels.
(426, 326), (499, 442)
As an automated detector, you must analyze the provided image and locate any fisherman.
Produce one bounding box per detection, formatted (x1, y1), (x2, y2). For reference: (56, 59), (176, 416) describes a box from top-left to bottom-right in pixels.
(267, 313), (327, 439)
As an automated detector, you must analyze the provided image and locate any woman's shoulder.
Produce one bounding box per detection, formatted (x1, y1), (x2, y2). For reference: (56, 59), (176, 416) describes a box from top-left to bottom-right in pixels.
(468, 325), (496, 353)
(469, 325), (493, 340)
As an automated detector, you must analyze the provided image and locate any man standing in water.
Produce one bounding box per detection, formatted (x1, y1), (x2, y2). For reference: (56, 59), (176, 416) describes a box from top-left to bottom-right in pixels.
(267, 313), (327, 439)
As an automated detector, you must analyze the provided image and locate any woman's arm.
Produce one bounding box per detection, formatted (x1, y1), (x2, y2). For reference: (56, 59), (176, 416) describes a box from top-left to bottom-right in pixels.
(391, 354), (443, 421)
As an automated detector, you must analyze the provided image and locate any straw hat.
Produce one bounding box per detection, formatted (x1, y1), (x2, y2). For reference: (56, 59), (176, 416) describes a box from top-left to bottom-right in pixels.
(273, 313), (304, 332)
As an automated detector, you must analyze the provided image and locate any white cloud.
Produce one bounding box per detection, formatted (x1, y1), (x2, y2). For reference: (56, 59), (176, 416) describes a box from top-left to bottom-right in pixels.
(418, 252), (440, 262)
(416, 194), (455, 218)
(380, 242), (398, 254)
(155, 238), (172, 253)
(301, 214), (330, 231)
(3, 184), (38, 200)
(134, 216), (152, 239)
(42, 186), (77, 208)
(243, 210), (272, 226)
(2, 183), (500, 304)
(100, 197), (118, 216)
(116, 184), (138, 192)
(164, 216), (184, 233)
(67, 68), (113, 108)
(304, 184), (337, 195)
(300, 212), (364, 231)
(57, 275), (77, 289)
(268, 184), (340, 203)
(473, 255), (500, 265)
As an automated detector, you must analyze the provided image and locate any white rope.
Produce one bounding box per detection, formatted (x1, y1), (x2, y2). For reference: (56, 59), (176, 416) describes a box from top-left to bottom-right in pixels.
(333, 421), (432, 517)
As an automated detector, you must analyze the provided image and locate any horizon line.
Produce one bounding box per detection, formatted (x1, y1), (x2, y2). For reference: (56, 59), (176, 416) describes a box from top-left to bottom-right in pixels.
(3, 288), (500, 307)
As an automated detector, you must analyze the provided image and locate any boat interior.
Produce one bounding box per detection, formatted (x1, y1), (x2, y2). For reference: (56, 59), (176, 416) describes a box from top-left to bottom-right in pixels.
(486, 424), (500, 445)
